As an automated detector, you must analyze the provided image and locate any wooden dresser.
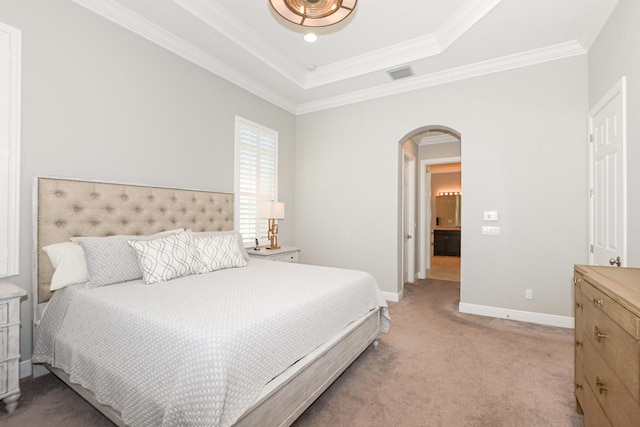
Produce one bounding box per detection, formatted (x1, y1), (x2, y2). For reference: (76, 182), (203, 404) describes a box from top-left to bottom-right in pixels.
(573, 265), (640, 426)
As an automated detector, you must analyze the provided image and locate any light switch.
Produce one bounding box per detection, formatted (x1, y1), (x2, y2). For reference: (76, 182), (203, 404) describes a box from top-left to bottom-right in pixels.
(482, 226), (501, 235)
(483, 210), (498, 221)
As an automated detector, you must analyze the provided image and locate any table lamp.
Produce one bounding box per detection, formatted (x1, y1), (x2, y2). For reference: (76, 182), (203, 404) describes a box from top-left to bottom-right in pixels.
(259, 201), (285, 250)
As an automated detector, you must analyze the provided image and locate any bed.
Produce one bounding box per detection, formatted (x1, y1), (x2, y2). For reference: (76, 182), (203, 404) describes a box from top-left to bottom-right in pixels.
(31, 177), (390, 427)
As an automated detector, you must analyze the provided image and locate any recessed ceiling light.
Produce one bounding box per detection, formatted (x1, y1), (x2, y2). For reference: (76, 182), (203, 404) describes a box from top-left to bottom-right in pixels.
(306, 64), (317, 72)
(304, 33), (318, 43)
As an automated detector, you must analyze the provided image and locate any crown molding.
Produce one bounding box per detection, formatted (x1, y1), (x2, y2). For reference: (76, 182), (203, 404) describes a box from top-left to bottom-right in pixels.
(304, 0), (502, 88)
(172, 0), (502, 90)
(577, 0), (619, 50)
(436, 0), (502, 50)
(297, 41), (586, 115)
(174, 0), (305, 86)
(72, 0), (297, 114)
(304, 35), (440, 89)
(73, 0), (503, 96)
(71, 0), (588, 117)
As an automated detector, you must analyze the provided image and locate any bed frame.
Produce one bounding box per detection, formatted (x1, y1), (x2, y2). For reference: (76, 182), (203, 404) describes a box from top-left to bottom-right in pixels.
(33, 176), (380, 426)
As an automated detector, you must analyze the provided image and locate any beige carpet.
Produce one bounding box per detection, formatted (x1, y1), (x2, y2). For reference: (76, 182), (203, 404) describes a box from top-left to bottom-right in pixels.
(426, 255), (461, 281)
(1, 279), (583, 427)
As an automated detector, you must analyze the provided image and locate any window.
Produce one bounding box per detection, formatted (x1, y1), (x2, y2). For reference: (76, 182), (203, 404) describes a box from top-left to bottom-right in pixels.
(0, 23), (21, 278)
(234, 116), (278, 246)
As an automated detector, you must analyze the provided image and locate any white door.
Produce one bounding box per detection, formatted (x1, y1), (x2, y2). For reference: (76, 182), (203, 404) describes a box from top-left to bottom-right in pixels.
(589, 77), (627, 267)
(403, 155), (415, 283)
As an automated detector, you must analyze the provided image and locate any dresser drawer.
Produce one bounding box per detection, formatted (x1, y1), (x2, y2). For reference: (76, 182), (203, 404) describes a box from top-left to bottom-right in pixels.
(0, 302), (7, 325)
(270, 252), (298, 263)
(575, 320), (585, 364)
(0, 361), (6, 395)
(575, 351), (585, 403)
(582, 278), (640, 339)
(0, 327), (7, 360)
(583, 339), (640, 426)
(583, 297), (640, 403)
(574, 272), (584, 325)
(579, 379), (612, 427)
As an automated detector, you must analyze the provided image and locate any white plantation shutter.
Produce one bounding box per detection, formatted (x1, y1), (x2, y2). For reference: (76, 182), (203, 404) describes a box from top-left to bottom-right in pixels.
(235, 117), (278, 246)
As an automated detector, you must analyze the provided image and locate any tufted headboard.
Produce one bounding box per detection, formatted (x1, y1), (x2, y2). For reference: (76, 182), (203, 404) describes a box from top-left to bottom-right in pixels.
(33, 177), (234, 315)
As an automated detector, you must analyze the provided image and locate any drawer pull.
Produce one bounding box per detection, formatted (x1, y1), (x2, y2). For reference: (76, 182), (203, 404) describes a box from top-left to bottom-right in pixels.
(575, 383), (583, 390)
(574, 277), (582, 285)
(575, 302), (583, 309)
(595, 377), (608, 394)
(592, 297), (603, 307)
(575, 340), (583, 347)
(594, 326), (608, 342)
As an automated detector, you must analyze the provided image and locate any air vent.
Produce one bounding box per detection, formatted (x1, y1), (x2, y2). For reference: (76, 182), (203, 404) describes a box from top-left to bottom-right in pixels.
(387, 66), (414, 80)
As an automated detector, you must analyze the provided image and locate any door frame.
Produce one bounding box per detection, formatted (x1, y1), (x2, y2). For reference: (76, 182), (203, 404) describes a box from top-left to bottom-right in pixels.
(588, 77), (627, 266)
(418, 156), (461, 279)
(402, 153), (416, 284)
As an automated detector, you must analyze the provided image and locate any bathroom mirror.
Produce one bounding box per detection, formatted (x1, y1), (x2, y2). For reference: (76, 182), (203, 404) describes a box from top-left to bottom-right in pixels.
(435, 194), (461, 227)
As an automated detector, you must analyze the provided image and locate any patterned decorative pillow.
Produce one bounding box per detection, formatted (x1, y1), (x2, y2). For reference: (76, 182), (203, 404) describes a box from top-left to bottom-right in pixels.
(128, 230), (203, 284)
(192, 230), (250, 261)
(195, 232), (247, 273)
(72, 228), (183, 287)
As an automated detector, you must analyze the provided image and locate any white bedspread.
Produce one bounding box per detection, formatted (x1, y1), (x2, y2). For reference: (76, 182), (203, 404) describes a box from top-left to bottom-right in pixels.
(34, 259), (389, 427)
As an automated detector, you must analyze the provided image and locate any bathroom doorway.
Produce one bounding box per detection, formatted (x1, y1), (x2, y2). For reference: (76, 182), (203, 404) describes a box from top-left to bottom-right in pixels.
(426, 162), (461, 281)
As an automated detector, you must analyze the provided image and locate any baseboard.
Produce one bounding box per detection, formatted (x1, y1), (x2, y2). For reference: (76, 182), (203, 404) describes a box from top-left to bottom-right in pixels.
(381, 291), (402, 303)
(458, 302), (575, 328)
(32, 363), (50, 378)
(20, 359), (32, 378)
(19, 359), (51, 378)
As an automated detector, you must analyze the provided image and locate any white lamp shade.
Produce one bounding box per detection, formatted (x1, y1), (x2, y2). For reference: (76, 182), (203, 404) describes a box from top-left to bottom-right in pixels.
(259, 201), (285, 219)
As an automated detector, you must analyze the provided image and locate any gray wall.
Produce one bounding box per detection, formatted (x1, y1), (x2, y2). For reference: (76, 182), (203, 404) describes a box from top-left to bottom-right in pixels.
(419, 141), (462, 160)
(295, 56), (588, 317)
(2, 0), (296, 361)
(588, 0), (640, 267)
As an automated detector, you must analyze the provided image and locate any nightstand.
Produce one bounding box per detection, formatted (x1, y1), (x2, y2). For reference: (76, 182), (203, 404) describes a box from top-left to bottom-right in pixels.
(248, 246), (300, 263)
(0, 283), (26, 413)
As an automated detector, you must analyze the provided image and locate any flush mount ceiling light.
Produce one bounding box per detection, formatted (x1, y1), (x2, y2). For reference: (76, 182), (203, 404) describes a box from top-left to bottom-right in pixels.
(303, 33), (318, 42)
(269, 0), (357, 27)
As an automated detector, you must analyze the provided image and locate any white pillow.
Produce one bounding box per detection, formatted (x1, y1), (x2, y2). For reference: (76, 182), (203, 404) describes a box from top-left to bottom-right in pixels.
(195, 232), (247, 273)
(43, 242), (89, 291)
(128, 230), (203, 284)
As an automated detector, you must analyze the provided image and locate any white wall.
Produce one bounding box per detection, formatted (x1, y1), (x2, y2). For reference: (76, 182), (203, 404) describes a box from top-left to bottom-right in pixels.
(296, 56), (588, 319)
(1, 0), (296, 363)
(419, 141), (462, 160)
(588, 0), (640, 267)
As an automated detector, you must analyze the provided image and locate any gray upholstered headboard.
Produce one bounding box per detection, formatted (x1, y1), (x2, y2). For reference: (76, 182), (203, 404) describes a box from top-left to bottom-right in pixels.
(33, 176), (234, 312)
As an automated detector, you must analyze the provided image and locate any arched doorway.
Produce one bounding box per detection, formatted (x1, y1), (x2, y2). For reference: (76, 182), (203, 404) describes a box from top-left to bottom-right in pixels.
(399, 125), (462, 294)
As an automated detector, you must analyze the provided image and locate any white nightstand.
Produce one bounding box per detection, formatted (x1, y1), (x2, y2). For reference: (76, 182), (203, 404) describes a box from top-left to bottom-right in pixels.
(248, 246), (300, 263)
(0, 283), (26, 413)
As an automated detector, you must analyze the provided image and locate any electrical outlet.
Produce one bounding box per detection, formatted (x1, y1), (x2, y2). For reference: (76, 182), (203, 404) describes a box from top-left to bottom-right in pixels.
(482, 226), (501, 235)
(525, 289), (533, 300)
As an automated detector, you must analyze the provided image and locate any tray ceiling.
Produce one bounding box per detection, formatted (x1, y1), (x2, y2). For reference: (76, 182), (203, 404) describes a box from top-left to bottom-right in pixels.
(72, 0), (619, 114)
